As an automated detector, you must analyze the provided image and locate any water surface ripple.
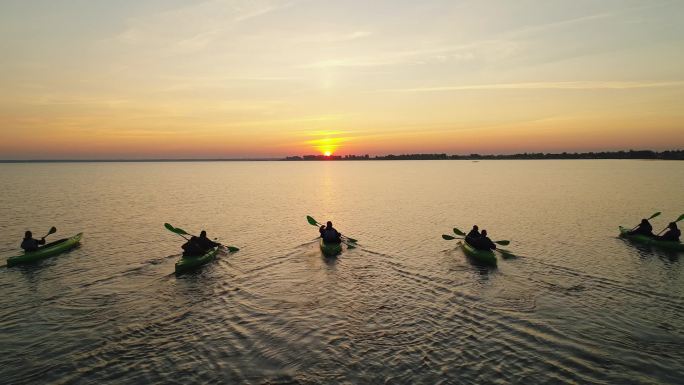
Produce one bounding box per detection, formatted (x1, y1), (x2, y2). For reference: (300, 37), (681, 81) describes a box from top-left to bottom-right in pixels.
(0, 161), (682, 384)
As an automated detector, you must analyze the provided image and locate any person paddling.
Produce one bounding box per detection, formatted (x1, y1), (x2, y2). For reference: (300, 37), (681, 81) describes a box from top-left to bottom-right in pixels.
(472, 229), (497, 251)
(182, 230), (219, 257)
(320, 221), (342, 244)
(465, 225), (480, 243)
(658, 222), (681, 242)
(629, 219), (654, 237)
(20, 231), (46, 252)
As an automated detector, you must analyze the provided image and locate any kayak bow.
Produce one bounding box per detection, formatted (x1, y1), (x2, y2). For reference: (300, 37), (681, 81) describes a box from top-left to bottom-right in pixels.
(7, 233), (83, 267)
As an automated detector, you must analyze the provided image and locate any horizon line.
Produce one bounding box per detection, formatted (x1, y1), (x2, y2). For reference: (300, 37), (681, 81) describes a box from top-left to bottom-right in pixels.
(1, 148), (682, 163)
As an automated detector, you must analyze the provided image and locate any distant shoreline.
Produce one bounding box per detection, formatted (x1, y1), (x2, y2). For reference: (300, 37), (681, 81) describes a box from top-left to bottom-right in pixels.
(0, 158), (280, 163)
(286, 149), (683, 161)
(1, 149), (682, 163)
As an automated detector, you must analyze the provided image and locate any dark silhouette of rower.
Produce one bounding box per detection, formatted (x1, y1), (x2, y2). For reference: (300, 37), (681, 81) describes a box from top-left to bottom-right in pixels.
(182, 230), (219, 257)
(320, 221), (341, 244)
(465, 225), (480, 243)
(658, 222), (681, 242)
(629, 219), (654, 237)
(21, 231), (46, 252)
(472, 229), (496, 251)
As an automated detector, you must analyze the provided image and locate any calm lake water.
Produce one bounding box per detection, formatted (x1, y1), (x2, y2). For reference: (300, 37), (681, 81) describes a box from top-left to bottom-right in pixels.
(0, 160), (682, 384)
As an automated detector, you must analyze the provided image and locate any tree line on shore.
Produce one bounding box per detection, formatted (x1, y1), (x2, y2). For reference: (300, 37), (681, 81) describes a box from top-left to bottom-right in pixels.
(284, 150), (684, 161)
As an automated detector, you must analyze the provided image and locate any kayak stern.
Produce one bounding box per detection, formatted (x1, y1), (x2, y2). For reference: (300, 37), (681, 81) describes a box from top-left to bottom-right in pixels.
(320, 239), (342, 257)
(175, 247), (220, 274)
(461, 240), (497, 266)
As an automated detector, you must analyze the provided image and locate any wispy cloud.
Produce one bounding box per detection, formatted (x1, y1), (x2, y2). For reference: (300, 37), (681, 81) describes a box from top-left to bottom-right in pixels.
(294, 4), (674, 72)
(233, 1), (295, 22)
(114, 0), (295, 47)
(379, 81), (684, 93)
(300, 130), (351, 137)
(300, 37), (522, 69)
(292, 30), (372, 44)
(505, 1), (675, 39)
(155, 75), (302, 93)
(301, 58), (391, 69)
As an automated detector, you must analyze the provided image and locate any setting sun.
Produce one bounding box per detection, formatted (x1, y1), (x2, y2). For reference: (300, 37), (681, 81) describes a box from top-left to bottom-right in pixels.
(307, 135), (346, 157)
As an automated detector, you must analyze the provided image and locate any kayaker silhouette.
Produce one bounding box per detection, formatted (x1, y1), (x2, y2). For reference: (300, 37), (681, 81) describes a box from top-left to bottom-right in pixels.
(629, 219), (654, 237)
(182, 230), (219, 257)
(21, 230), (46, 252)
(658, 222), (681, 242)
(472, 229), (497, 251)
(465, 225), (480, 243)
(320, 221), (342, 244)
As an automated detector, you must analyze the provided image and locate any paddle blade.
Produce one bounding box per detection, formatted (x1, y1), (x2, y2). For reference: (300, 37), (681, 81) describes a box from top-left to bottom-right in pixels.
(345, 243), (356, 249)
(674, 213), (684, 223)
(494, 240), (510, 246)
(648, 211), (662, 220)
(164, 223), (191, 236)
(344, 236), (358, 243)
(498, 249), (516, 259)
(225, 246), (240, 252)
(453, 227), (466, 236)
(442, 234), (457, 240)
(306, 216), (319, 226)
(48, 226), (57, 235)
(174, 227), (191, 236)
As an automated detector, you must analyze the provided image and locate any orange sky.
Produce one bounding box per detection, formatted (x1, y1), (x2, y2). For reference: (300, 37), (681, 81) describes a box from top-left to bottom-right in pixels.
(1, 1), (683, 159)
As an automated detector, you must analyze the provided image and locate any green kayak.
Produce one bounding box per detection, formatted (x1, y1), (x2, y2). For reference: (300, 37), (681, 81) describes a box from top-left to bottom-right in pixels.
(175, 247), (220, 274)
(619, 226), (684, 252)
(320, 239), (342, 257)
(7, 233), (83, 267)
(461, 240), (497, 266)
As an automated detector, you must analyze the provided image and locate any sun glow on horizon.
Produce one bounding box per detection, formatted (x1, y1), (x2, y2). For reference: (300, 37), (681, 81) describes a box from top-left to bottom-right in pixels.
(307, 134), (346, 156)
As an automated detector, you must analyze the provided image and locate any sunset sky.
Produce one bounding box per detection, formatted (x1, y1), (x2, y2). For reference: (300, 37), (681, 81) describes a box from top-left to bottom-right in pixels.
(1, 0), (683, 159)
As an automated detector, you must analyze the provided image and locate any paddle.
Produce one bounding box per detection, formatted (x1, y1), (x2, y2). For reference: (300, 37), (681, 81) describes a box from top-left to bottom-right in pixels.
(42, 226), (57, 240)
(630, 211), (661, 231)
(163, 223), (240, 252)
(307, 216), (358, 243)
(444, 233), (510, 246)
(220, 245), (241, 253)
(164, 223), (189, 240)
(449, 228), (510, 245)
(656, 213), (684, 236)
(306, 215), (357, 248)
